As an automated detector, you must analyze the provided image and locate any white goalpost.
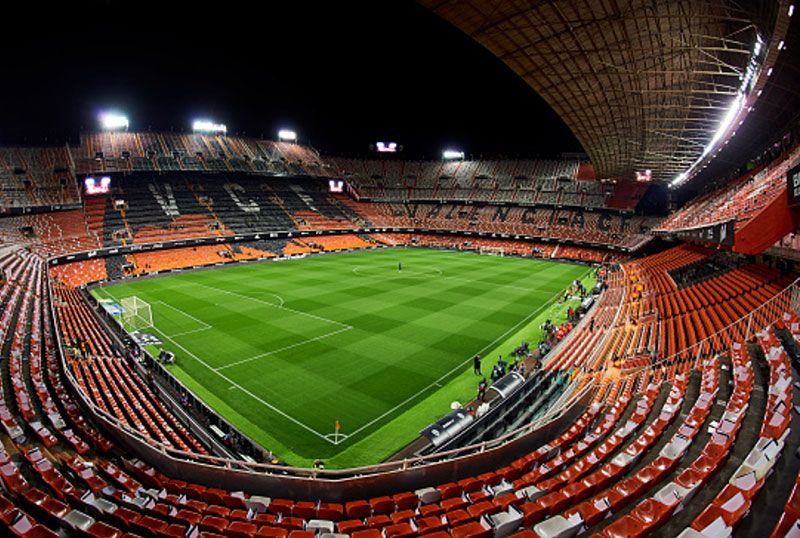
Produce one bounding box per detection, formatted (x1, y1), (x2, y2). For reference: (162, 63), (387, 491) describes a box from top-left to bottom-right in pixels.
(120, 296), (153, 331)
(479, 246), (505, 257)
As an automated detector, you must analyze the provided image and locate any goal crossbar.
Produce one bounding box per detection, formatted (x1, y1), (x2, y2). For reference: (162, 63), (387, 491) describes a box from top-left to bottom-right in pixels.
(120, 296), (153, 331)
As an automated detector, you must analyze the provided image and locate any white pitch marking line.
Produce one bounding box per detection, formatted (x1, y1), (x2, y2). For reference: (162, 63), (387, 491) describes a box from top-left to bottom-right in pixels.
(152, 300), (214, 338)
(323, 433), (350, 445)
(170, 326), (213, 337)
(153, 300), (212, 330)
(215, 326), (354, 372)
(150, 326), (335, 443)
(188, 281), (352, 330)
(247, 292), (286, 306)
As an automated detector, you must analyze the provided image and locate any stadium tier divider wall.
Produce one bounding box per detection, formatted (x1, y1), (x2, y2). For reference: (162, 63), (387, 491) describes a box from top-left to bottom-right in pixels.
(0, 202), (82, 216)
(46, 225), (627, 269)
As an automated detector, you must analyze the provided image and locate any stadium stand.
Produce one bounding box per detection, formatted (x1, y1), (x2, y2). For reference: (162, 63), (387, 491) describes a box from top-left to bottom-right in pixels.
(0, 240), (794, 538)
(0, 146), (80, 209)
(655, 144), (800, 253)
(0, 132), (798, 538)
(339, 201), (655, 251)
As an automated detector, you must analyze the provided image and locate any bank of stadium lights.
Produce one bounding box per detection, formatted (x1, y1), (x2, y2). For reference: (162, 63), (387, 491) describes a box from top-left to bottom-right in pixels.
(670, 34), (765, 189)
(192, 120), (227, 134)
(376, 141), (397, 153)
(278, 129), (298, 142)
(789, 4), (795, 17)
(442, 149), (465, 160)
(99, 112), (129, 131)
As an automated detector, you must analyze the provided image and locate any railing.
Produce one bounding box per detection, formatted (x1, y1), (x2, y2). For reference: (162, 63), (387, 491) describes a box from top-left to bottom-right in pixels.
(629, 276), (800, 374)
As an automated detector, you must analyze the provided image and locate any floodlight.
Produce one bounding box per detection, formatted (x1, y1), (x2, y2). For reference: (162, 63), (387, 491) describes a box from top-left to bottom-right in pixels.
(789, 4), (795, 17)
(443, 149), (465, 160)
(376, 142), (398, 153)
(669, 33), (763, 189)
(193, 120), (227, 134)
(278, 129), (297, 142)
(99, 112), (129, 131)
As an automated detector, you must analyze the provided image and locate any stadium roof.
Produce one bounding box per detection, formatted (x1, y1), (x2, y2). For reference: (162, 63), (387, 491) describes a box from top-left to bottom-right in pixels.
(420, 0), (793, 184)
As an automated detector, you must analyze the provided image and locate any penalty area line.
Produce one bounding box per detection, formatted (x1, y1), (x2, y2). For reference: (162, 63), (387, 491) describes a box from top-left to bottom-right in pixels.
(214, 326), (354, 372)
(149, 326), (337, 444)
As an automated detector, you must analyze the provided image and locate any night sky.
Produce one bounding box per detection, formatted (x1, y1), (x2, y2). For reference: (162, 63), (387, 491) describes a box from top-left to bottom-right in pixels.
(0, 0), (582, 159)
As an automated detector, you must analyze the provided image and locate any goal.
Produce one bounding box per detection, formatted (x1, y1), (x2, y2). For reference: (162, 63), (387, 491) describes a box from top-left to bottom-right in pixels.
(120, 296), (153, 331)
(479, 246), (505, 257)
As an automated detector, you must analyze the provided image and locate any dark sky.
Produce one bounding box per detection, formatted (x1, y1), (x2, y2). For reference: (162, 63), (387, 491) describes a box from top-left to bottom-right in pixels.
(0, 0), (582, 159)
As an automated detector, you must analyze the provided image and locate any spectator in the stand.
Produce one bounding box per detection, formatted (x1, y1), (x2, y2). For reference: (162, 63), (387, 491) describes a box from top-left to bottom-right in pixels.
(146, 369), (155, 390)
(180, 392), (189, 409)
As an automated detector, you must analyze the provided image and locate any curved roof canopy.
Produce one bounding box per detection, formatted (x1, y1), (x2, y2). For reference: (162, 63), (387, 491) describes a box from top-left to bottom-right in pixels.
(420, 0), (792, 183)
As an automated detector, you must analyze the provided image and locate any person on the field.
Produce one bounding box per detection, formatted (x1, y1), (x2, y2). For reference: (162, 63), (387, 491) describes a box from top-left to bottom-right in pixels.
(473, 354), (482, 375)
(497, 356), (507, 375)
(491, 365), (501, 382)
(478, 378), (488, 402)
(398, 262), (402, 272)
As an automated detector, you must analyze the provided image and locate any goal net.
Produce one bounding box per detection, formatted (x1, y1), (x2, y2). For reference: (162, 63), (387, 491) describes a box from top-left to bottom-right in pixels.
(479, 246), (505, 257)
(120, 296), (153, 331)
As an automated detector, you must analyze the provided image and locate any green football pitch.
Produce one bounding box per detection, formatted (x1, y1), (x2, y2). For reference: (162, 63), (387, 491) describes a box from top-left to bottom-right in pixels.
(93, 248), (591, 468)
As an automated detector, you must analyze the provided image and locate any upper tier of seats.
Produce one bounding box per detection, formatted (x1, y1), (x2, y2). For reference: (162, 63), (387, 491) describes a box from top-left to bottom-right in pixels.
(0, 146), (80, 209)
(1, 175), (650, 261)
(656, 144), (800, 233)
(340, 201), (657, 250)
(74, 133), (330, 178)
(0, 135), (643, 214)
(326, 158), (642, 209)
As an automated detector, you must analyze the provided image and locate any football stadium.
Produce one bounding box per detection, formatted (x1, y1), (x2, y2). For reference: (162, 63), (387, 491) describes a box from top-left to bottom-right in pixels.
(1, 1), (800, 537)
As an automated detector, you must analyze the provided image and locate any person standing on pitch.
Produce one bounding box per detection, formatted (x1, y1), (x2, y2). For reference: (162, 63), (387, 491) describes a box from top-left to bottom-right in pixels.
(398, 261), (402, 272)
(473, 354), (482, 375)
(478, 377), (488, 402)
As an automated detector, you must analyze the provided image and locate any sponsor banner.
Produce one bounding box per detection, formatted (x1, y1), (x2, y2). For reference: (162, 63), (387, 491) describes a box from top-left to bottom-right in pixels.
(788, 162), (800, 207)
(0, 203), (82, 216)
(673, 220), (735, 246)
